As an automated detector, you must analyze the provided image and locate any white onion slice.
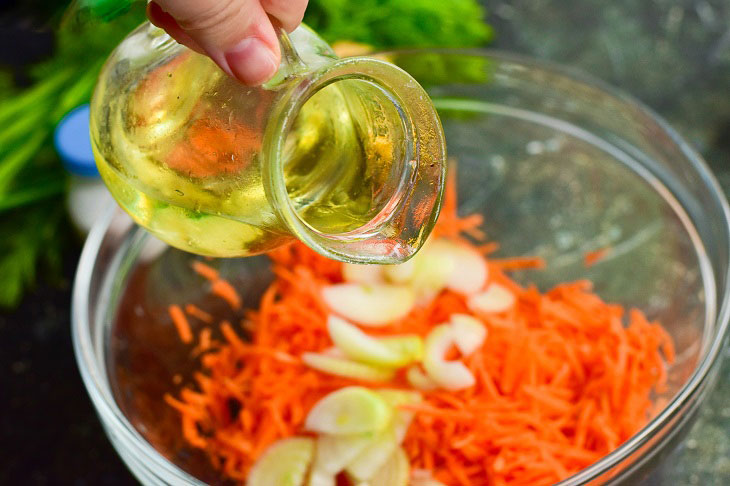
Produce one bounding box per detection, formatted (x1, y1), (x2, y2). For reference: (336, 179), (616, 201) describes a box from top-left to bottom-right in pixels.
(322, 283), (416, 327)
(423, 324), (475, 390)
(364, 446), (410, 486)
(327, 315), (406, 367)
(450, 313), (487, 356)
(304, 387), (392, 436)
(376, 389), (422, 442)
(427, 239), (489, 295)
(383, 257), (418, 284)
(342, 263), (384, 284)
(467, 283), (516, 314)
(406, 365), (438, 391)
(247, 438), (314, 486)
(302, 353), (395, 382)
(379, 335), (424, 362)
(307, 470), (336, 486)
(311, 433), (372, 477)
(346, 427), (399, 481)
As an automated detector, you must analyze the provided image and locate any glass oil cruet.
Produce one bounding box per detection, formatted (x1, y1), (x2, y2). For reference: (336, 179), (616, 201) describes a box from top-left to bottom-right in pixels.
(73, 0), (446, 263)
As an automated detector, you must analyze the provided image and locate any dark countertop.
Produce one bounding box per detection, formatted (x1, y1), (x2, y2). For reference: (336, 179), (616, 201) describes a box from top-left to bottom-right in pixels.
(1, 0), (728, 484)
(0, 248), (133, 485)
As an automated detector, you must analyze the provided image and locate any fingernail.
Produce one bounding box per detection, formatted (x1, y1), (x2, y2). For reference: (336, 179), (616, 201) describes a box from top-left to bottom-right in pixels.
(224, 38), (279, 85)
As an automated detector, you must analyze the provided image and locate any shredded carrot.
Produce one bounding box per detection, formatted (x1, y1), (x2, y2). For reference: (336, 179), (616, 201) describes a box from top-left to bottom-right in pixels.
(185, 304), (214, 324)
(211, 279), (242, 310)
(168, 304), (193, 344)
(477, 241), (500, 255)
(491, 255), (547, 270)
(192, 261), (219, 282)
(166, 178), (674, 485)
(165, 117), (260, 178)
(584, 247), (612, 267)
(191, 261), (242, 310)
(191, 327), (216, 357)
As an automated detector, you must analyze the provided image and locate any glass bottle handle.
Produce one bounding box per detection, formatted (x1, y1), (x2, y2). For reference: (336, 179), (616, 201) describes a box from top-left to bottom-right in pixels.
(278, 28), (306, 69)
(263, 27), (310, 88)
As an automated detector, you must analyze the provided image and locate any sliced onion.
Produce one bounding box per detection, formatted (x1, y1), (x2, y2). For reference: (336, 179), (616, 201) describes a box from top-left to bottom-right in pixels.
(365, 446), (410, 486)
(450, 313), (487, 356)
(327, 315), (406, 367)
(302, 353), (395, 383)
(379, 335), (424, 362)
(342, 263), (384, 284)
(376, 389), (422, 442)
(467, 283), (515, 314)
(304, 387), (392, 436)
(406, 365), (438, 391)
(346, 427), (399, 481)
(322, 283), (416, 327)
(311, 433), (372, 477)
(247, 437), (314, 486)
(383, 257), (418, 284)
(307, 470), (336, 486)
(427, 239), (489, 295)
(405, 239), (489, 302)
(410, 244), (455, 299)
(423, 324), (475, 390)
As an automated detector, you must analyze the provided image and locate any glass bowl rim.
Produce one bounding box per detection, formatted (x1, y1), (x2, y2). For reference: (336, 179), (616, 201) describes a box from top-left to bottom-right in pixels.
(72, 48), (730, 485)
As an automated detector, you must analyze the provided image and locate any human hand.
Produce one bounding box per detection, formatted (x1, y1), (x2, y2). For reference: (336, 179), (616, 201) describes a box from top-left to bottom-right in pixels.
(147, 0), (309, 86)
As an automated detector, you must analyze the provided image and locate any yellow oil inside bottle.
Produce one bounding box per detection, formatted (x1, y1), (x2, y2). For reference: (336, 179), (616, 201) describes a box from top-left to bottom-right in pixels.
(91, 49), (404, 257)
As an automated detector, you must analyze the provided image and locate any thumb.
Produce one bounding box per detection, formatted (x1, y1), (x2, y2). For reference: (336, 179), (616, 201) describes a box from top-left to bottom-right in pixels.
(148, 0), (280, 86)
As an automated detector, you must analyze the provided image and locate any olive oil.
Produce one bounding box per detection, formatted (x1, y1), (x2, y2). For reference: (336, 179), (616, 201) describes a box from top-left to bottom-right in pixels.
(90, 23), (446, 262)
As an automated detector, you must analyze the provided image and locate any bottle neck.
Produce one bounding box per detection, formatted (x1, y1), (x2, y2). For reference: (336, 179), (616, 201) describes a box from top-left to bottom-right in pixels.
(263, 57), (446, 264)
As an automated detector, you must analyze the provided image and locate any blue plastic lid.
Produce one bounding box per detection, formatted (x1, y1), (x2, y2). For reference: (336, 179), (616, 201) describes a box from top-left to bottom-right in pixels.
(54, 104), (99, 177)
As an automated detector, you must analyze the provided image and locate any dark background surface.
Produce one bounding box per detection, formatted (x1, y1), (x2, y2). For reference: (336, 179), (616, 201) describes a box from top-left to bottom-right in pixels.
(1, 0), (729, 485)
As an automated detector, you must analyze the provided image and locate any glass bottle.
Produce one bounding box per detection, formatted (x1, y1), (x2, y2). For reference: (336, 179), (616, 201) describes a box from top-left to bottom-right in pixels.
(90, 19), (446, 263)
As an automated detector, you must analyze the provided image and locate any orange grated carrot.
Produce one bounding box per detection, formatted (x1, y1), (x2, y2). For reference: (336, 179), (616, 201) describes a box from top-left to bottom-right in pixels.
(192, 260), (219, 281)
(491, 255), (547, 270)
(211, 279), (242, 310)
(185, 304), (214, 324)
(477, 241), (500, 255)
(164, 176), (674, 485)
(191, 328), (215, 357)
(168, 304), (193, 344)
(584, 247), (612, 267)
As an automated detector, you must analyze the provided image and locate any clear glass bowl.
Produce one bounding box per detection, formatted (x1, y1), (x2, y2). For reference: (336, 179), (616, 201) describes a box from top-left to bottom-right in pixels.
(72, 50), (730, 485)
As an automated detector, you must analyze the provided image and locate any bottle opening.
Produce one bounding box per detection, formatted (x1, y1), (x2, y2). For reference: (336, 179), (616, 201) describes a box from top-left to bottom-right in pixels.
(282, 78), (410, 236)
(265, 58), (446, 264)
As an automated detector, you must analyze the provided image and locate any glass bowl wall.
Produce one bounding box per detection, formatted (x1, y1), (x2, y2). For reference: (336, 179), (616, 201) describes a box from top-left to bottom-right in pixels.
(73, 50), (730, 485)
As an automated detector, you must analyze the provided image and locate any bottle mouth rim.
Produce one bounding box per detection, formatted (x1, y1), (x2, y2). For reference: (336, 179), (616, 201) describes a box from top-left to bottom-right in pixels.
(263, 57), (446, 264)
